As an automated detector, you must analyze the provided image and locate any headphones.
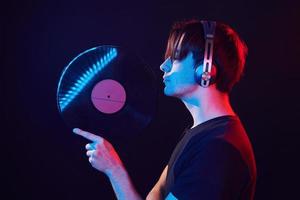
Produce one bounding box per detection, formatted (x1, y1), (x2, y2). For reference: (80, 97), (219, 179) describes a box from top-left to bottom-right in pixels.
(194, 20), (217, 87)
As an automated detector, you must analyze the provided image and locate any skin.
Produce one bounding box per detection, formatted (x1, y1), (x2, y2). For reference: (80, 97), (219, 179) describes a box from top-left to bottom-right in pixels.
(74, 52), (236, 199)
(160, 53), (235, 128)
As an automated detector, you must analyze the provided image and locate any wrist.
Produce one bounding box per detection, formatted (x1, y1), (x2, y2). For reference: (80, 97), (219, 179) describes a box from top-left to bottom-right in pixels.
(106, 165), (142, 200)
(106, 164), (126, 180)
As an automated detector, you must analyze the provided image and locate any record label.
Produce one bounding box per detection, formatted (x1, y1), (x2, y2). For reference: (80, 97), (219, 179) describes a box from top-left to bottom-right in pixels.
(91, 79), (126, 114)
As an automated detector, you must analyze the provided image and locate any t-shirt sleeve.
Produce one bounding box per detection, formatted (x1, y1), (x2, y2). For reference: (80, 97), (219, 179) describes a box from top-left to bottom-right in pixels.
(169, 139), (248, 200)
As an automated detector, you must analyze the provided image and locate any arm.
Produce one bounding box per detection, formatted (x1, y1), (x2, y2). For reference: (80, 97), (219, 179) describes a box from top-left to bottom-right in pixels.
(146, 165), (168, 200)
(73, 128), (142, 200)
(107, 165), (142, 200)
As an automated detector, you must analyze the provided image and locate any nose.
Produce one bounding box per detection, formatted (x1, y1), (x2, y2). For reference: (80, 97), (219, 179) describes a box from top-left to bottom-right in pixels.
(160, 57), (172, 72)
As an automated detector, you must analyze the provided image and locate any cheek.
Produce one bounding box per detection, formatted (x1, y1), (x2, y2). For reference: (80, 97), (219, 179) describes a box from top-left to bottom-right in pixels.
(173, 72), (196, 85)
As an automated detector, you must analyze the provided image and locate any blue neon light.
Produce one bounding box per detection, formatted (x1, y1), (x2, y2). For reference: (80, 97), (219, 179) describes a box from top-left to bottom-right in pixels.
(59, 47), (117, 112)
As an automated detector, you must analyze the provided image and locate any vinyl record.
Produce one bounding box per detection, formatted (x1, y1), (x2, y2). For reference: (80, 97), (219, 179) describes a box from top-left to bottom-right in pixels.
(57, 45), (157, 138)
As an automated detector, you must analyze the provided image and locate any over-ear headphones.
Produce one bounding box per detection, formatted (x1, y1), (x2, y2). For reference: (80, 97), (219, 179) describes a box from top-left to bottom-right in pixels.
(195, 20), (217, 87)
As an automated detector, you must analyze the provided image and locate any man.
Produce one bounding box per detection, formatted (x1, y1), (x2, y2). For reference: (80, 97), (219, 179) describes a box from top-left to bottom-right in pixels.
(73, 19), (257, 200)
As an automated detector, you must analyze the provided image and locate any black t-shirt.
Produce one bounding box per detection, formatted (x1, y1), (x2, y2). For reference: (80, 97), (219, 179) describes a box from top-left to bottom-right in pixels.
(163, 115), (256, 200)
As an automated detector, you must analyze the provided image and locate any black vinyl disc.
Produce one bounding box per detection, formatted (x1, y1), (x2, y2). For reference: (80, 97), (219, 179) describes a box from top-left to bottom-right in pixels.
(57, 45), (157, 138)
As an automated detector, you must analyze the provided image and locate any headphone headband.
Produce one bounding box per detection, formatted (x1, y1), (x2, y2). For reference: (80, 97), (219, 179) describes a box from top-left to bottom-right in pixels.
(200, 21), (216, 87)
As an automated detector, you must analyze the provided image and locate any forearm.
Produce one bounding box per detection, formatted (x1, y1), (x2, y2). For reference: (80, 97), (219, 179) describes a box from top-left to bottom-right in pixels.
(107, 165), (143, 200)
(146, 165), (168, 200)
(146, 187), (164, 200)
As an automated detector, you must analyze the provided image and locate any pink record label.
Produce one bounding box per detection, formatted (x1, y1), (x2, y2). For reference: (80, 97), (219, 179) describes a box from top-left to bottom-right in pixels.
(91, 79), (126, 114)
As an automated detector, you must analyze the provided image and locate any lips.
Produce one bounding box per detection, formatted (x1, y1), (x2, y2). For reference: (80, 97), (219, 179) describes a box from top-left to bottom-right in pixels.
(163, 79), (170, 83)
(163, 76), (170, 82)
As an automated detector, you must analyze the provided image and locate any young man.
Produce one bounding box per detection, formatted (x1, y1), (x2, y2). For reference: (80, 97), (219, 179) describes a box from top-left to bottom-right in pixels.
(73, 19), (257, 200)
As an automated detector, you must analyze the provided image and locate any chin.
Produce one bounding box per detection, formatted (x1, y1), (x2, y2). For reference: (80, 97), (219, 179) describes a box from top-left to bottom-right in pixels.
(163, 88), (173, 96)
(164, 88), (180, 97)
(164, 86), (194, 99)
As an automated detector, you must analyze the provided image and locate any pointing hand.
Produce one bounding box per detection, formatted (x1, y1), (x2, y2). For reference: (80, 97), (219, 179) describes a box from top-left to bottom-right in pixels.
(73, 128), (123, 176)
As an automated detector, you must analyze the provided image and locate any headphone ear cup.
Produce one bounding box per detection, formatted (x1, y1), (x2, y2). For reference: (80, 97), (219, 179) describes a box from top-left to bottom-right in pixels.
(195, 65), (216, 87)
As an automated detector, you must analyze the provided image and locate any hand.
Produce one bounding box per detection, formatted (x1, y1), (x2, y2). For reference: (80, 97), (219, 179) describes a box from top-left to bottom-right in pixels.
(73, 128), (123, 177)
(73, 128), (142, 200)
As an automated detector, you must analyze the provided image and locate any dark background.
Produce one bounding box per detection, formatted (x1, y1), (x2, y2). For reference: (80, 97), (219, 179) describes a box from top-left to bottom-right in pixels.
(2, 0), (300, 199)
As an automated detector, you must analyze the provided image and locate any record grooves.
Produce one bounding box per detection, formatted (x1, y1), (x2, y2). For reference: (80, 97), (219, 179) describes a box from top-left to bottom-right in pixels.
(57, 45), (157, 138)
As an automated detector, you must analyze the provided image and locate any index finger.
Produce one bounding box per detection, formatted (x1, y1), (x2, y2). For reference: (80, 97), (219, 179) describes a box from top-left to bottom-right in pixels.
(73, 128), (103, 143)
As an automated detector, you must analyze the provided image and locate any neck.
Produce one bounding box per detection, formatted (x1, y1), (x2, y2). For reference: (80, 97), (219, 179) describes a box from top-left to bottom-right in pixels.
(181, 85), (236, 129)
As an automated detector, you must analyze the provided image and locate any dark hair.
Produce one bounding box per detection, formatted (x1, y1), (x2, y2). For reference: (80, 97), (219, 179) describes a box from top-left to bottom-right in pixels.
(165, 19), (248, 93)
